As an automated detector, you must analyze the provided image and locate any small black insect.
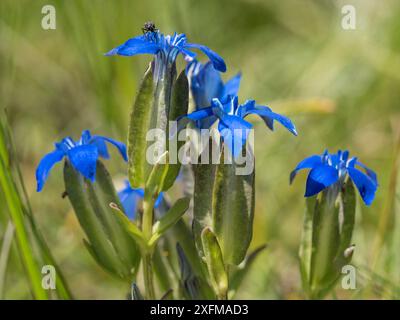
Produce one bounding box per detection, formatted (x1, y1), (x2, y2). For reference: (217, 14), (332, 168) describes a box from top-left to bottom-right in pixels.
(142, 21), (158, 34)
(61, 191), (68, 199)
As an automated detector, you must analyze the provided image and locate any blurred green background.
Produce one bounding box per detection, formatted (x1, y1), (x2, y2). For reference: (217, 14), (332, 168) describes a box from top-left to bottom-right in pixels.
(1, 0), (400, 299)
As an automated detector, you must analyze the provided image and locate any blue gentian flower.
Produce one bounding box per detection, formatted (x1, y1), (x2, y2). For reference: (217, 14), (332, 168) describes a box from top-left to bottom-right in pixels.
(290, 150), (378, 206)
(36, 130), (127, 192)
(179, 95), (297, 158)
(106, 31), (226, 73)
(187, 60), (241, 129)
(118, 180), (163, 220)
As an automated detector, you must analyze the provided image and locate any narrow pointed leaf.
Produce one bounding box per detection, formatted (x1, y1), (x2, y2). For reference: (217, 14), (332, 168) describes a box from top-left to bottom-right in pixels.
(88, 161), (141, 271)
(150, 197), (191, 245)
(212, 150), (255, 265)
(299, 196), (317, 295)
(109, 203), (147, 249)
(201, 227), (228, 299)
(193, 144), (216, 258)
(64, 161), (129, 278)
(333, 178), (356, 267)
(145, 151), (169, 201)
(128, 64), (154, 188)
(163, 70), (189, 191)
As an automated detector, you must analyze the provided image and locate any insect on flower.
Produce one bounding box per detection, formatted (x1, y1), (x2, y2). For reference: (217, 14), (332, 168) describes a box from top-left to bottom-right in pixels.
(290, 150), (378, 205)
(142, 21), (158, 34)
(105, 22), (226, 73)
(36, 130), (127, 192)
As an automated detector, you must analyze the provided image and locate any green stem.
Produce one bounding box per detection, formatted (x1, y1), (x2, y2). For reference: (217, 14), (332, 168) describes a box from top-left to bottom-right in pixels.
(143, 253), (156, 300)
(142, 198), (154, 241)
(142, 196), (156, 299)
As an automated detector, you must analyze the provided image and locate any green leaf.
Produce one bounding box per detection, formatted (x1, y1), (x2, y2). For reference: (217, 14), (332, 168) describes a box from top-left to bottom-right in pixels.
(145, 151), (169, 201)
(212, 151), (255, 265)
(64, 161), (129, 278)
(201, 227), (228, 300)
(333, 178), (356, 267)
(150, 197), (191, 245)
(163, 70), (189, 191)
(299, 196), (316, 295)
(109, 203), (147, 249)
(128, 64), (154, 188)
(193, 152), (216, 259)
(88, 161), (141, 270)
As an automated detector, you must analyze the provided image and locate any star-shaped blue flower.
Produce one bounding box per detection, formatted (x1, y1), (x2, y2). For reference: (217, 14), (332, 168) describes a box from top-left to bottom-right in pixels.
(187, 60), (241, 129)
(36, 130), (127, 192)
(118, 180), (164, 220)
(178, 95), (297, 158)
(106, 31), (226, 72)
(290, 150), (378, 206)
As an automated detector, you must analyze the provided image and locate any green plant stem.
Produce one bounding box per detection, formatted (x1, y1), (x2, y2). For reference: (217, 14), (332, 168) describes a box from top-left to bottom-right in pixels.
(142, 197), (156, 299)
(142, 199), (154, 241)
(143, 253), (156, 300)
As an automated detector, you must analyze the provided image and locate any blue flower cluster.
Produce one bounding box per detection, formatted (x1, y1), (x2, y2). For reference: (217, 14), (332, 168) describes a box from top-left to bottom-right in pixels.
(36, 24), (378, 221)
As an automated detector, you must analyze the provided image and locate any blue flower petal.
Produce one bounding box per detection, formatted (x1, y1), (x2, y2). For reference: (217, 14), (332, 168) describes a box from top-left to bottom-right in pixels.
(244, 105), (297, 136)
(154, 192), (164, 208)
(222, 95), (238, 115)
(182, 106), (217, 122)
(79, 130), (92, 144)
(67, 144), (99, 182)
(218, 114), (253, 158)
(305, 164), (339, 197)
(175, 106), (219, 133)
(290, 154), (323, 184)
(91, 138), (110, 159)
(118, 183), (144, 220)
(192, 62), (224, 109)
(90, 136), (128, 162)
(118, 180), (163, 219)
(105, 35), (160, 56)
(184, 43), (226, 72)
(222, 72), (241, 98)
(355, 161), (378, 186)
(347, 167), (377, 206)
(36, 149), (65, 192)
